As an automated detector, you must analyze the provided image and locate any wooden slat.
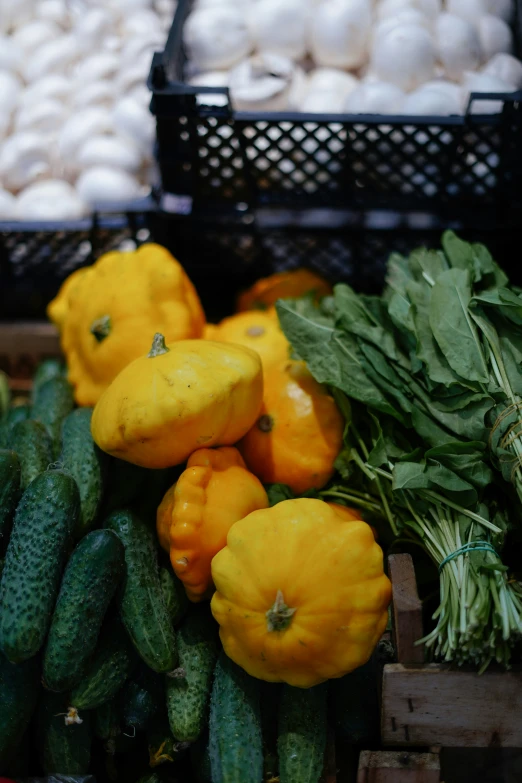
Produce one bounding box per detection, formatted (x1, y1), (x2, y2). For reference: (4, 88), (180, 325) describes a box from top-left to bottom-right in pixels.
(0, 322), (60, 357)
(357, 751), (440, 783)
(382, 664), (522, 748)
(388, 554), (424, 664)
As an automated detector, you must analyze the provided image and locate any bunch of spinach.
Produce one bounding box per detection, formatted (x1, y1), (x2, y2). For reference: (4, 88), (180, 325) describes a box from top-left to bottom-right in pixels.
(277, 232), (522, 669)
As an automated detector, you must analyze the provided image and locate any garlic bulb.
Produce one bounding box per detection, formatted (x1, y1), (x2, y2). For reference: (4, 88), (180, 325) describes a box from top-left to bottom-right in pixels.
(73, 54), (120, 86)
(24, 36), (79, 82)
(301, 68), (359, 112)
(401, 82), (464, 114)
(345, 80), (405, 113)
(15, 180), (88, 220)
(477, 15), (514, 62)
(446, 0), (488, 23)
(76, 166), (145, 205)
(11, 20), (61, 53)
(310, 0), (372, 70)
(0, 189), (16, 219)
(15, 99), (68, 134)
(463, 70), (516, 113)
(189, 71), (230, 107)
(184, 7), (252, 71)
(36, 0), (71, 28)
(74, 9), (114, 48)
(376, 0), (441, 20)
(0, 37), (23, 75)
(435, 13), (481, 82)
(249, 0), (309, 61)
(0, 132), (51, 191)
(76, 135), (143, 172)
(0, 70), (22, 116)
(229, 52), (301, 111)
(73, 80), (117, 109)
(18, 75), (71, 109)
(483, 53), (522, 89)
(371, 24), (436, 92)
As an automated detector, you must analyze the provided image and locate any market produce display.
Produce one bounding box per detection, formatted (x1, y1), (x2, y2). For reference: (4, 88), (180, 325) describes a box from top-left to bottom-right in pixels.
(0, 0), (177, 220)
(4, 236), (522, 780)
(185, 0), (521, 115)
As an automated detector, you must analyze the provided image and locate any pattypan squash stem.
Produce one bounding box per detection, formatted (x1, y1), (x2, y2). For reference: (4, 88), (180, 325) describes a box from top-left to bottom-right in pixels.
(148, 333), (170, 358)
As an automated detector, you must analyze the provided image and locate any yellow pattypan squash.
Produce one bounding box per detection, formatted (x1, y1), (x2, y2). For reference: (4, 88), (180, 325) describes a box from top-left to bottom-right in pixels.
(236, 268), (332, 312)
(158, 446), (268, 602)
(211, 498), (391, 688)
(91, 333), (263, 469)
(50, 243), (205, 405)
(47, 267), (90, 331)
(210, 311), (290, 372)
(239, 360), (344, 493)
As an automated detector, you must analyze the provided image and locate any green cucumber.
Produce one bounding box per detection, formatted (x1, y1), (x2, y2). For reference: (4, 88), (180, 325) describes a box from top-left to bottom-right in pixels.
(148, 713), (189, 768)
(209, 652), (263, 783)
(0, 650), (40, 767)
(277, 683), (327, 783)
(43, 529), (125, 692)
(0, 371), (10, 419)
(0, 405), (30, 447)
(122, 666), (164, 732)
(32, 376), (74, 457)
(70, 617), (138, 712)
(137, 775), (161, 783)
(95, 697), (120, 741)
(32, 359), (65, 402)
(0, 470), (79, 663)
(105, 510), (177, 673)
(0, 449), (20, 543)
(38, 691), (92, 776)
(332, 654), (380, 745)
(160, 564), (188, 626)
(60, 408), (107, 536)
(190, 733), (212, 783)
(9, 419), (53, 490)
(166, 605), (218, 743)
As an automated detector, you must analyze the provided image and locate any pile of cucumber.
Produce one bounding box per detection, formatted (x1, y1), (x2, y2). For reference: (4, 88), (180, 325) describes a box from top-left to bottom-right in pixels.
(0, 363), (382, 783)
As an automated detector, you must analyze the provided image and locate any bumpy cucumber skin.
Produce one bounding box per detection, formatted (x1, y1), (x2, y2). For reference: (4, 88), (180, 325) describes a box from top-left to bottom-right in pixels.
(9, 419), (53, 491)
(38, 691), (92, 776)
(70, 617), (138, 711)
(43, 529), (125, 692)
(209, 652), (263, 783)
(277, 683), (327, 783)
(0, 650), (40, 767)
(105, 510), (177, 673)
(32, 376), (74, 458)
(166, 606), (218, 743)
(0, 449), (20, 542)
(60, 408), (106, 536)
(122, 667), (164, 732)
(32, 359), (65, 402)
(160, 565), (189, 626)
(0, 470), (79, 663)
(0, 406), (30, 448)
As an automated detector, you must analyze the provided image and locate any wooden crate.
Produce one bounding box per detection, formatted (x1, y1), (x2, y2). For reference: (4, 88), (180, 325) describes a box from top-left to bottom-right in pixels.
(357, 751), (441, 783)
(382, 554), (522, 749)
(0, 321), (61, 392)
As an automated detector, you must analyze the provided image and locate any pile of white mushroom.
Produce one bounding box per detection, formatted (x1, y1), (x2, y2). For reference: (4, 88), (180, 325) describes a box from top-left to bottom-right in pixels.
(0, 0), (177, 220)
(184, 0), (522, 115)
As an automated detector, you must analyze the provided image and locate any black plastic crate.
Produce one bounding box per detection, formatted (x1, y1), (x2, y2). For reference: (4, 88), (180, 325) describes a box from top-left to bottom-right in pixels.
(149, 0), (522, 219)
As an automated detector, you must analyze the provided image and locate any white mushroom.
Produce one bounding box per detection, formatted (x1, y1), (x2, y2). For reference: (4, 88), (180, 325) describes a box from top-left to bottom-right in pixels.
(73, 81), (117, 109)
(446, 0), (488, 23)
(482, 53), (522, 89)
(344, 81), (405, 113)
(301, 68), (359, 113)
(184, 6), (252, 71)
(310, 0), (372, 70)
(401, 82), (464, 114)
(119, 31), (167, 68)
(189, 71), (230, 107)
(11, 21), (62, 54)
(0, 37), (24, 76)
(15, 180), (88, 220)
(462, 70), (516, 113)
(73, 54), (120, 87)
(74, 8), (114, 48)
(76, 166), (145, 205)
(374, 10), (432, 46)
(371, 24), (436, 92)
(36, 0), (71, 28)
(376, 0), (441, 19)
(15, 99), (68, 134)
(122, 10), (164, 37)
(249, 0), (310, 61)
(0, 189), (16, 219)
(112, 97), (155, 152)
(115, 57), (154, 95)
(435, 13), (482, 82)
(229, 52), (302, 111)
(58, 108), (113, 162)
(0, 70), (22, 116)
(76, 135), (143, 173)
(485, 0), (514, 22)
(0, 132), (52, 191)
(18, 75), (71, 109)
(477, 15), (514, 62)
(24, 36), (80, 83)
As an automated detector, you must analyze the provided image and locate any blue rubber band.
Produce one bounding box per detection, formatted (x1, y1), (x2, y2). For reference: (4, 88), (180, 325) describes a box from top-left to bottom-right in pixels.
(438, 542), (498, 573)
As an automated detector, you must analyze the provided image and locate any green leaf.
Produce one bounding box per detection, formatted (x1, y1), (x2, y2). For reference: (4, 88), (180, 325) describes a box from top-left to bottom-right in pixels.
(424, 442), (493, 489)
(472, 288), (522, 326)
(393, 461), (478, 506)
(409, 247), (448, 284)
(266, 484), (295, 506)
(334, 285), (400, 362)
(441, 231), (474, 271)
(429, 267), (490, 383)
